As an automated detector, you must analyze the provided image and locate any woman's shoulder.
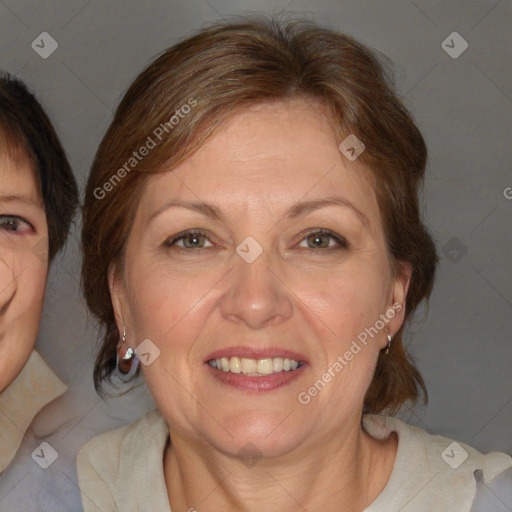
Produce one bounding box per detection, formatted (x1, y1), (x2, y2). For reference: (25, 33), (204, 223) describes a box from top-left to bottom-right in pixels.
(364, 413), (512, 475)
(362, 414), (512, 511)
(76, 409), (170, 512)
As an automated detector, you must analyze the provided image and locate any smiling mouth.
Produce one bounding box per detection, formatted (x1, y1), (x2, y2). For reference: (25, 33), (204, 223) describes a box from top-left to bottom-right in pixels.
(207, 356), (305, 376)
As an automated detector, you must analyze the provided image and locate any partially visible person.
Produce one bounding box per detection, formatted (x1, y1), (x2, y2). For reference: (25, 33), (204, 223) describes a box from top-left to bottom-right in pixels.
(0, 72), (79, 473)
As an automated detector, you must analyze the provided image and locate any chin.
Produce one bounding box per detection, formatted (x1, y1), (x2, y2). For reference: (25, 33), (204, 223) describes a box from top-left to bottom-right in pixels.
(205, 409), (306, 457)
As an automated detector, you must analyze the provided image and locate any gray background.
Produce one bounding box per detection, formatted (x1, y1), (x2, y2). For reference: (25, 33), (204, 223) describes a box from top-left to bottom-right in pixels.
(0, 0), (510, 510)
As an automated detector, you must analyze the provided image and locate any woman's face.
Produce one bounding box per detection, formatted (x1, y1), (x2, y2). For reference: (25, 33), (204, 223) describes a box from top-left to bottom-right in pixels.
(0, 149), (48, 392)
(111, 98), (410, 457)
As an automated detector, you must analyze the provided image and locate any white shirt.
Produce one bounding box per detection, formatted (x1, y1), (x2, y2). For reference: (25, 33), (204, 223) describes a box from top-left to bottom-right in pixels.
(77, 409), (512, 512)
(0, 350), (67, 474)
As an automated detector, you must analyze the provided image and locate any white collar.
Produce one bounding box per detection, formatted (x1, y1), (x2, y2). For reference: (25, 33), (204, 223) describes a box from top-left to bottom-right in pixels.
(0, 350), (67, 473)
(362, 414), (512, 511)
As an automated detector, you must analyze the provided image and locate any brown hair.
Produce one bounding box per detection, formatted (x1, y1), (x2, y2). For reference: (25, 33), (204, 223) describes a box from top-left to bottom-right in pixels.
(0, 72), (79, 261)
(81, 16), (438, 414)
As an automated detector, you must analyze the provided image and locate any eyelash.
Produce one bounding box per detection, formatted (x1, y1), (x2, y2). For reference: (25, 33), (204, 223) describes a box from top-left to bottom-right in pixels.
(0, 215), (34, 234)
(165, 229), (348, 255)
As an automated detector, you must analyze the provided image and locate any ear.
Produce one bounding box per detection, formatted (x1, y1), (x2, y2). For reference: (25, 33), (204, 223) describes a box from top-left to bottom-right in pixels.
(383, 261), (412, 344)
(108, 262), (129, 353)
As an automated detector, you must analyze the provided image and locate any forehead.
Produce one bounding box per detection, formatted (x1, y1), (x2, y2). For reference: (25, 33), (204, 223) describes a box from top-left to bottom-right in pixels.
(139, 98), (380, 228)
(0, 147), (41, 204)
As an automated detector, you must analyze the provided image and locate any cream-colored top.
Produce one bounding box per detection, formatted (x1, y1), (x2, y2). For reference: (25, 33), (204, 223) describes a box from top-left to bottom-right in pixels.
(0, 350), (67, 473)
(77, 409), (512, 512)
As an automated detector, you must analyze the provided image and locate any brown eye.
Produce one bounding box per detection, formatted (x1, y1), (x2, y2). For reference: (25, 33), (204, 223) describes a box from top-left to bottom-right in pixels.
(0, 215), (33, 234)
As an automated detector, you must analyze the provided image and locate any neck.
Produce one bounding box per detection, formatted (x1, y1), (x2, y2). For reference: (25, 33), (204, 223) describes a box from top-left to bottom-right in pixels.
(164, 415), (397, 512)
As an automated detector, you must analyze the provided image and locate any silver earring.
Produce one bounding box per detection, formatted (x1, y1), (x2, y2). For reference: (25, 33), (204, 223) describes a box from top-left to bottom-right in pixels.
(116, 325), (137, 375)
(385, 334), (392, 355)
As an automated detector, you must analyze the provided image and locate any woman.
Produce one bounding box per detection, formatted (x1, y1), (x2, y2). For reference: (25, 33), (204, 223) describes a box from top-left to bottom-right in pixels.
(0, 72), (79, 473)
(78, 17), (512, 511)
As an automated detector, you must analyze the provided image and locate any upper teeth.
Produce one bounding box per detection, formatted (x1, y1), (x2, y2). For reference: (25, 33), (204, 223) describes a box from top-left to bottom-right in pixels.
(208, 356), (303, 375)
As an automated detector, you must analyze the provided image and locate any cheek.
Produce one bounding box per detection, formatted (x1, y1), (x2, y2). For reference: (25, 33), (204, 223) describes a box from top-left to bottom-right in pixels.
(285, 259), (387, 405)
(0, 249), (47, 309)
(13, 252), (48, 320)
(0, 251), (48, 390)
(126, 262), (209, 336)
(290, 258), (388, 337)
(0, 261), (16, 302)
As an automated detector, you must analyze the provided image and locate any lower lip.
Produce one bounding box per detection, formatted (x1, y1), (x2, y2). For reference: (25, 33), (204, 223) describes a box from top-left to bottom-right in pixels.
(205, 363), (307, 392)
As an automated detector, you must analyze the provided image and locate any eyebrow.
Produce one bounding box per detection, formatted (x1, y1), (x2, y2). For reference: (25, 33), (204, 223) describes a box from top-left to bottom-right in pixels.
(0, 194), (42, 208)
(149, 195), (370, 230)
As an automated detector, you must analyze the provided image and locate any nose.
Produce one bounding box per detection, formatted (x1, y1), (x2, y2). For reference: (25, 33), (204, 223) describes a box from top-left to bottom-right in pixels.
(218, 245), (293, 330)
